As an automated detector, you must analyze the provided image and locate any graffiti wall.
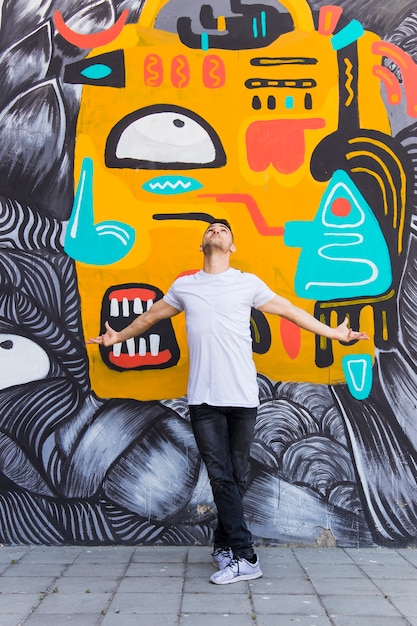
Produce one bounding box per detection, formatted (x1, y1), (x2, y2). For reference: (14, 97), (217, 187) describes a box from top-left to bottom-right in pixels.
(1, 0), (417, 547)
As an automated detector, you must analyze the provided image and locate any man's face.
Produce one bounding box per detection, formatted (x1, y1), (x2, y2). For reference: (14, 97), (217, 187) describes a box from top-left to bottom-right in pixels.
(201, 223), (235, 254)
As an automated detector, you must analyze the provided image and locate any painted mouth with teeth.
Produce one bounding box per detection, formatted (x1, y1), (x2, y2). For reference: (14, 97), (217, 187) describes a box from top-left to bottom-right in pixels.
(99, 284), (180, 371)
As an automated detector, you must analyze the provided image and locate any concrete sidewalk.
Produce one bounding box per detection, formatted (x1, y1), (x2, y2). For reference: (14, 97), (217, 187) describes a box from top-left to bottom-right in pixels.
(0, 544), (416, 626)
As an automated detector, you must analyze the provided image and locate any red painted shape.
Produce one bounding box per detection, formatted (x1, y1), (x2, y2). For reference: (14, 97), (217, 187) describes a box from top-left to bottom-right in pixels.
(372, 66), (403, 105)
(199, 193), (284, 236)
(109, 349), (173, 368)
(280, 317), (301, 360)
(202, 55), (226, 88)
(246, 119), (325, 174)
(372, 41), (417, 117)
(144, 54), (164, 87)
(331, 197), (351, 217)
(53, 9), (128, 49)
(171, 55), (190, 88)
(318, 5), (343, 35)
(109, 288), (156, 301)
(176, 269), (200, 278)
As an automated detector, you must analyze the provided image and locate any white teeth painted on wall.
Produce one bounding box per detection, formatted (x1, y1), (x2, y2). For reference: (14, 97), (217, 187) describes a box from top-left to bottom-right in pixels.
(126, 337), (136, 357)
(109, 297), (155, 318)
(111, 335), (162, 359)
(139, 337), (146, 356)
(110, 298), (119, 317)
(149, 334), (160, 356)
(133, 297), (143, 314)
(106, 295), (163, 358)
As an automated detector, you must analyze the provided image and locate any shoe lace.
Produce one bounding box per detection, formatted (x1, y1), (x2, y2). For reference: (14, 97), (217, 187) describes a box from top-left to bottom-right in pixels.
(214, 547), (230, 557)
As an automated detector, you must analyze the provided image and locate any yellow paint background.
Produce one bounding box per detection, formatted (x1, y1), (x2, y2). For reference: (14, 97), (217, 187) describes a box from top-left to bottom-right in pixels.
(75, 1), (389, 400)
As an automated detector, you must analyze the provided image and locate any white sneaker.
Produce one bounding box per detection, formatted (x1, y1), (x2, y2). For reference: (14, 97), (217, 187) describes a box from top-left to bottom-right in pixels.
(210, 556), (263, 584)
(211, 547), (233, 569)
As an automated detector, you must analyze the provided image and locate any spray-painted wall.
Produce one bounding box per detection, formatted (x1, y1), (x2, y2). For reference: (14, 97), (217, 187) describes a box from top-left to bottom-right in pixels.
(1, 0), (417, 547)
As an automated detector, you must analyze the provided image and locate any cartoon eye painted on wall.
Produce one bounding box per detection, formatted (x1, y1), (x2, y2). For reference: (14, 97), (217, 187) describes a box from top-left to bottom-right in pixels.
(105, 104), (226, 170)
(63, 50), (125, 88)
(0, 334), (50, 390)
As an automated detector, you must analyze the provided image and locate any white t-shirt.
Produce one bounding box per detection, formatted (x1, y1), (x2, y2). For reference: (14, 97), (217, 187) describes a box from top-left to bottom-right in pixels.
(163, 268), (275, 407)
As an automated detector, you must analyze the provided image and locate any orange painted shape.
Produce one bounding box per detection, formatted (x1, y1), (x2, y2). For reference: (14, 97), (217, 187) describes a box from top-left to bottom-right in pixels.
(53, 9), (129, 49)
(144, 54), (164, 87)
(318, 5), (343, 35)
(171, 55), (190, 88)
(217, 16), (227, 31)
(246, 119), (325, 175)
(202, 55), (226, 89)
(280, 317), (301, 360)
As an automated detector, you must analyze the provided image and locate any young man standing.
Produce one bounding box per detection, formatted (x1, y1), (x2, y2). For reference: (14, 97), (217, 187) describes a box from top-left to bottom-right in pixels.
(89, 220), (369, 584)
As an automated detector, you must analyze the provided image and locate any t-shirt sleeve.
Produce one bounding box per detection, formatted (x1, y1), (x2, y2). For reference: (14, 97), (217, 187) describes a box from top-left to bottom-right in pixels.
(163, 280), (184, 311)
(251, 275), (276, 309)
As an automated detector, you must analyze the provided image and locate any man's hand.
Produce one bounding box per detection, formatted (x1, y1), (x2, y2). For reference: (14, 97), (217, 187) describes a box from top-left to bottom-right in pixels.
(87, 299), (181, 348)
(333, 317), (370, 342)
(87, 321), (120, 347)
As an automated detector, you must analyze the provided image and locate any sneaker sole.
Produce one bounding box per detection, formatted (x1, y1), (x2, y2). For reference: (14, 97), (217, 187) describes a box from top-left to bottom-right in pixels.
(210, 569), (263, 584)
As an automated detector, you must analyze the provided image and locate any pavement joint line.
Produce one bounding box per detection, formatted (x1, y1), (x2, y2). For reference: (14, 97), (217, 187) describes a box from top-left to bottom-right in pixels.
(292, 546), (338, 625)
(247, 578), (258, 626)
(18, 546), (83, 625)
(344, 544), (417, 625)
(96, 546), (136, 625)
(173, 546), (188, 626)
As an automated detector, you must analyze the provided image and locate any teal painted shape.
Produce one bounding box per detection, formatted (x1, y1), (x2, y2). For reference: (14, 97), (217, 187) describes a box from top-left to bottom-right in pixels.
(331, 20), (365, 51)
(285, 96), (294, 109)
(143, 176), (203, 195)
(342, 354), (373, 400)
(201, 33), (209, 51)
(284, 169), (392, 300)
(64, 157), (135, 266)
(81, 64), (112, 80)
(261, 11), (267, 37)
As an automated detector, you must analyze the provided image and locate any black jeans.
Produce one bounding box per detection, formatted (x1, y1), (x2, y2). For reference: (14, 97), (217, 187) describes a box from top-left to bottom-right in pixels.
(189, 403), (257, 559)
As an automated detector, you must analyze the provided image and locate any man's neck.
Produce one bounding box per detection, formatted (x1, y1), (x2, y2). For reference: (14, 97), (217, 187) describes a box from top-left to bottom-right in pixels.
(202, 251), (231, 274)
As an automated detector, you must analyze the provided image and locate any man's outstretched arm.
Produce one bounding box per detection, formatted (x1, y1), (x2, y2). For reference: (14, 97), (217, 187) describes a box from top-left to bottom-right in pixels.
(88, 299), (181, 347)
(257, 295), (369, 342)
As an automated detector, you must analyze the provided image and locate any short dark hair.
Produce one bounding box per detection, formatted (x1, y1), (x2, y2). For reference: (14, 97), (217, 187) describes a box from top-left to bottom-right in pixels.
(206, 218), (233, 235)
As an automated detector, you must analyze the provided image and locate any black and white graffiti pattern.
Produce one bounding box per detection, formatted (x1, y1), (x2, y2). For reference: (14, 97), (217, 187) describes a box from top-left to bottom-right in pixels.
(0, 0), (416, 547)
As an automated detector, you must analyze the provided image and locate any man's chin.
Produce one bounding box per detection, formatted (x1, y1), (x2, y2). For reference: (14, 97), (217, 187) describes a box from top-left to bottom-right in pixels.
(201, 241), (227, 254)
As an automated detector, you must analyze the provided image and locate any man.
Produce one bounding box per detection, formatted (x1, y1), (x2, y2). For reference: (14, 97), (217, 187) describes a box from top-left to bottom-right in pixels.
(89, 219), (369, 584)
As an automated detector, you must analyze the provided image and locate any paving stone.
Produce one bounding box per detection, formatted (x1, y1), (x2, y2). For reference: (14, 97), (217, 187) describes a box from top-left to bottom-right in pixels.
(107, 591), (181, 614)
(180, 615), (256, 625)
(182, 591), (253, 614)
(24, 615), (100, 626)
(252, 593), (325, 615)
(321, 593), (403, 618)
(331, 618), (409, 626)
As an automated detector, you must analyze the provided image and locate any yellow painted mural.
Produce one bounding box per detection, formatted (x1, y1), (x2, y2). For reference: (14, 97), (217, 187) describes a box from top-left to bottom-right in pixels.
(63, 0), (401, 400)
